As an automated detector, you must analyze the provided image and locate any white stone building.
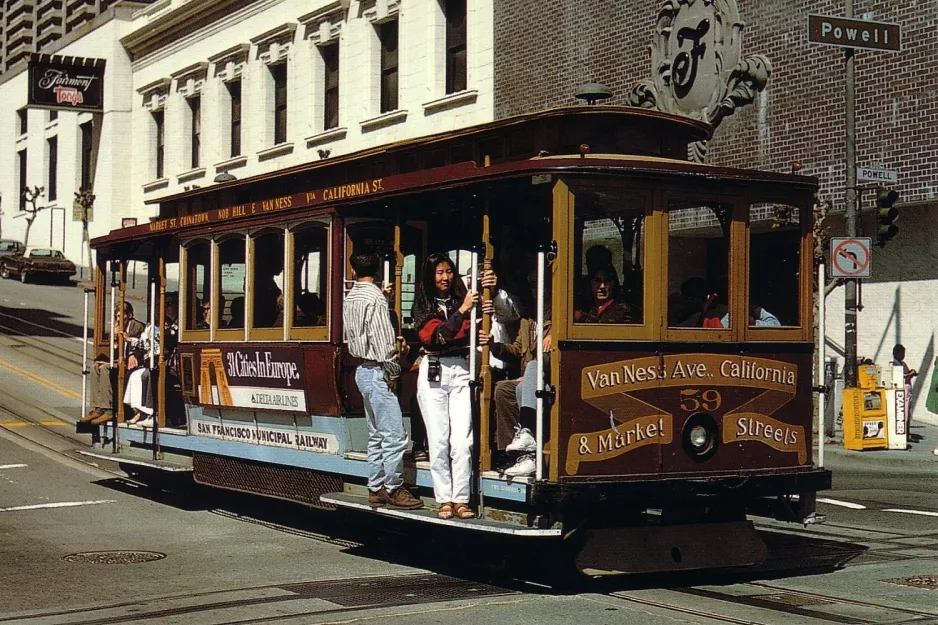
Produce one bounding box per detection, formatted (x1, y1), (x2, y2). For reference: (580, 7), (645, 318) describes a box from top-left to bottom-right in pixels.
(0, 0), (494, 270)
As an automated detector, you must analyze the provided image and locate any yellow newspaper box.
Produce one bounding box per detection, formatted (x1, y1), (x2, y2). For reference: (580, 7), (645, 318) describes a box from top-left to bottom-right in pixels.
(843, 386), (889, 451)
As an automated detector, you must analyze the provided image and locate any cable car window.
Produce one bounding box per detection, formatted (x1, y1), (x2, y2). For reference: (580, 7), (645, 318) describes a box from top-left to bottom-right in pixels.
(253, 231), (285, 329)
(184, 242), (211, 332)
(218, 237), (246, 330)
(293, 225), (329, 328)
(667, 200), (732, 329)
(749, 203), (801, 328)
(573, 190), (645, 325)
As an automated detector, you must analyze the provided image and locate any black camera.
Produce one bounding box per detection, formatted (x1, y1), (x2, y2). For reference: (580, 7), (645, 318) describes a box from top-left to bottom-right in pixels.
(427, 357), (442, 383)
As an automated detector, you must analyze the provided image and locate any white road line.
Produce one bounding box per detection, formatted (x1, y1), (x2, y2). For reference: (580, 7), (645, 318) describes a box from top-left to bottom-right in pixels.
(817, 497), (867, 510)
(0, 464), (28, 469)
(0, 499), (116, 512)
(882, 508), (938, 518)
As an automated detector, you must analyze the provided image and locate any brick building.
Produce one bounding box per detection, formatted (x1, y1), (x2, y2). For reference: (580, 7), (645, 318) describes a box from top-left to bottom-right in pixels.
(494, 0), (938, 425)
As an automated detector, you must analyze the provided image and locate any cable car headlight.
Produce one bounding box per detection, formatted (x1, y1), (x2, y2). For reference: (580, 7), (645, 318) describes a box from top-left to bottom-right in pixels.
(682, 413), (719, 462)
(689, 425), (709, 449)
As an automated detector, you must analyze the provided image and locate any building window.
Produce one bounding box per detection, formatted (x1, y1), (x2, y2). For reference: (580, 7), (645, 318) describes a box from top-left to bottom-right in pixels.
(17, 109), (27, 135)
(153, 110), (165, 179)
(272, 64), (287, 145)
(47, 137), (57, 201)
(49, 110), (58, 122)
(228, 81), (242, 157)
(189, 97), (201, 168)
(18, 149), (27, 210)
(80, 121), (93, 191)
(379, 20), (399, 113)
(444, 0), (467, 94)
(322, 43), (340, 130)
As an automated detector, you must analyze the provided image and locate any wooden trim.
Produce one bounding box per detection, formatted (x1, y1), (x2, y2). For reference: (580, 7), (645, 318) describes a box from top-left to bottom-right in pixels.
(549, 178), (571, 482)
(214, 329), (244, 342)
(117, 261), (126, 424)
(244, 233), (253, 341)
(283, 227), (292, 341)
(251, 328), (282, 341)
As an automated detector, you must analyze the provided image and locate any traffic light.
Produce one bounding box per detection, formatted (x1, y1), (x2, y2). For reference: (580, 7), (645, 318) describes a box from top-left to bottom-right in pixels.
(876, 189), (900, 247)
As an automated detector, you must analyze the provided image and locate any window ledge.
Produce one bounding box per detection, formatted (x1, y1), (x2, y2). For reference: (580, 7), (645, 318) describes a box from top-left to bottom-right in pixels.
(422, 90), (478, 115)
(177, 167), (207, 184)
(360, 109), (408, 132)
(15, 133), (27, 144)
(142, 178), (170, 193)
(214, 154), (248, 173)
(45, 119), (59, 131)
(257, 142), (294, 161)
(305, 126), (347, 148)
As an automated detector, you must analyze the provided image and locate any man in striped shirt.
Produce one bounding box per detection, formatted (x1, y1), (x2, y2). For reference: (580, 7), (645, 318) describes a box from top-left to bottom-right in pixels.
(344, 252), (423, 509)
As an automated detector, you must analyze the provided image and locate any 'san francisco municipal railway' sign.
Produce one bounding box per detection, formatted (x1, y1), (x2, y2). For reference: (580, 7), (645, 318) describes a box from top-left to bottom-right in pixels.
(27, 54), (106, 112)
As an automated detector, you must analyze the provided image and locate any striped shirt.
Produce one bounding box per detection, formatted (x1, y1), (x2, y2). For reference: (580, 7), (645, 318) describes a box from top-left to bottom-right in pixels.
(343, 281), (401, 380)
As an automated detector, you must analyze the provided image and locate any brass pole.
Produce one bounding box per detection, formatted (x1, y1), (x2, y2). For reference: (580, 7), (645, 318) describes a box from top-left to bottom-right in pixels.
(479, 196), (494, 472)
(393, 212), (403, 328)
(114, 260), (126, 451)
(157, 252), (167, 433)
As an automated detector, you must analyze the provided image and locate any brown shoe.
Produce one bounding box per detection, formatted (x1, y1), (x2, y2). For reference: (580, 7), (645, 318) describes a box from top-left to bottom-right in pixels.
(368, 488), (387, 506)
(90, 410), (113, 425)
(384, 486), (423, 510)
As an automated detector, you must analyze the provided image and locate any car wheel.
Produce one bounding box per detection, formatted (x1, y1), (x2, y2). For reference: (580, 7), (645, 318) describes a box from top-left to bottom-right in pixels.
(20, 271), (28, 284)
(0, 265), (8, 279)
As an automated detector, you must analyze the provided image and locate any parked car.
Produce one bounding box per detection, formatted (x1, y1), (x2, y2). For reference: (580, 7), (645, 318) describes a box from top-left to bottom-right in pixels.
(0, 239), (24, 258)
(0, 247), (77, 284)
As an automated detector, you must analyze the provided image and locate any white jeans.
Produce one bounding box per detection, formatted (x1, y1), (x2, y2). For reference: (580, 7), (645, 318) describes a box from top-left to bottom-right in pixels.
(417, 355), (473, 504)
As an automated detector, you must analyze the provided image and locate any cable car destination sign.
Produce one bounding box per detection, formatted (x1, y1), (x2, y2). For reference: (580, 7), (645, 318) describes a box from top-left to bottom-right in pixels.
(808, 15), (901, 53)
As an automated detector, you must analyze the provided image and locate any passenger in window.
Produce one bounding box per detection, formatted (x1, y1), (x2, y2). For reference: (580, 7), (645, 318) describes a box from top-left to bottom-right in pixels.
(296, 292), (327, 326)
(196, 298), (211, 329)
(225, 296), (245, 329)
(574, 265), (633, 324)
(413, 252), (478, 520)
(673, 277), (729, 328)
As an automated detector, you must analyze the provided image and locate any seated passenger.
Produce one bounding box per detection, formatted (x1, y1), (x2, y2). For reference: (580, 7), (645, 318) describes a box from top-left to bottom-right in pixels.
(81, 302), (145, 426)
(224, 296), (244, 329)
(574, 265), (633, 324)
(124, 303), (173, 425)
(296, 292), (326, 326)
(196, 298), (211, 329)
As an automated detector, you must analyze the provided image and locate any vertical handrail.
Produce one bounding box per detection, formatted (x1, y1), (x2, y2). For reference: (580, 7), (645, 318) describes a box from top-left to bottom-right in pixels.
(818, 263), (825, 469)
(149, 281), (156, 365)
(81, 289), (90, 421)
(209, 241), (217, 343)
(155, 254), (165, 460)
(108, 261), (115, 368)
(114, 261), (126, 453)
(468, 251), (479, 381)
(535, 250), (546, 481)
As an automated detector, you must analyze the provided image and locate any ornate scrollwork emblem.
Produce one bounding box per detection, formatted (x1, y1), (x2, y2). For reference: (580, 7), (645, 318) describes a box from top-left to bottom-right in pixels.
(629, 0), (772, 162)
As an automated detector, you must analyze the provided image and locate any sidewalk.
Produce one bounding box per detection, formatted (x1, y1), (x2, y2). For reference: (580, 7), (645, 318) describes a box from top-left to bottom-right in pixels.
(819, 420), (938, 473)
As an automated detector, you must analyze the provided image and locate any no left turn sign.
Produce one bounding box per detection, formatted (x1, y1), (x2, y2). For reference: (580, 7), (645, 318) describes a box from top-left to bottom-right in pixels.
(831, 237), (872, 278)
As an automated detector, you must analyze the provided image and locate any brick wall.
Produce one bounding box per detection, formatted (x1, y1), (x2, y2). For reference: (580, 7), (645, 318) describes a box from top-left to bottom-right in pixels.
(494, 0), (938, 209)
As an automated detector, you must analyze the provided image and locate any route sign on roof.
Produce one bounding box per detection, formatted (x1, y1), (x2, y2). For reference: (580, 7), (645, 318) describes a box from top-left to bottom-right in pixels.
(831, 237), (872, 278)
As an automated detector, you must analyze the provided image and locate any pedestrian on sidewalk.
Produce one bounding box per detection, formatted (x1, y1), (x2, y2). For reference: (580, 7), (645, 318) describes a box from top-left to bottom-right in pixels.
(343, 251), (422, 510)
(891, 344), (918, 434)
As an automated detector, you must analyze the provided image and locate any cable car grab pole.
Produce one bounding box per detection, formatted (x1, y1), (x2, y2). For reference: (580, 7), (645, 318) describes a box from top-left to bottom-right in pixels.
(818, 263), (826, 469)
(535, 249), (546, 481)
(81, 289), (90, 421)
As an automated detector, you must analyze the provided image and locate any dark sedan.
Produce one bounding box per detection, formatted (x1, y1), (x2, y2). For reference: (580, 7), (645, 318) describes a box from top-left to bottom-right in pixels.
(0, 239), (24, 258)
(0, 247), (77, 284)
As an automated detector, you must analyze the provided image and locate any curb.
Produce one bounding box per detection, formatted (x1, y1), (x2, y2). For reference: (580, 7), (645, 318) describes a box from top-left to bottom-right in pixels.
(819, 445), (937, 473)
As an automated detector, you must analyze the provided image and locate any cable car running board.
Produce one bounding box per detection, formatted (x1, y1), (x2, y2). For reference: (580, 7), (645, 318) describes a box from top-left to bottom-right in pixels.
(76, 448), (193, 472)
(320, 492), (561, 537)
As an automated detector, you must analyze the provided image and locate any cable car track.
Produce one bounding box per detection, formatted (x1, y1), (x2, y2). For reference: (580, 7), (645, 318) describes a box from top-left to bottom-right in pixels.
(0, 314), (85, 371)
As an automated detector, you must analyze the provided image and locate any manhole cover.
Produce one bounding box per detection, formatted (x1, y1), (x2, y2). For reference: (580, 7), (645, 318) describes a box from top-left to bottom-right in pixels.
(63, 551), (166, 564)
(884, 575), (938, 590)
(757, 593), (835, 607)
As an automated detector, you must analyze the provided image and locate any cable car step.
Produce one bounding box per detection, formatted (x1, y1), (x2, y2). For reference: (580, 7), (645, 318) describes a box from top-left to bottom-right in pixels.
(320, 492), (561, 537)
(76, 446), (193, 472)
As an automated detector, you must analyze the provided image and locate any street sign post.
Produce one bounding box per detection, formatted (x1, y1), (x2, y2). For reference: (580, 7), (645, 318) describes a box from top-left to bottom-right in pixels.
(831, 237), (872, 278)
(858, 166), (898, 183)
(808, 15), (901, 52)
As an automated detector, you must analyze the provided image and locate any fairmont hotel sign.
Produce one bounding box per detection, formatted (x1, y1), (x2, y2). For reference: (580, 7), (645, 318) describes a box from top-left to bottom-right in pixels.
(27, 54), (106, 112)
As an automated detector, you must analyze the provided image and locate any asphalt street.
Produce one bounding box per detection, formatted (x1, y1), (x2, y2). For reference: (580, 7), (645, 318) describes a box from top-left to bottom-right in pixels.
(0, 278), (936, 625)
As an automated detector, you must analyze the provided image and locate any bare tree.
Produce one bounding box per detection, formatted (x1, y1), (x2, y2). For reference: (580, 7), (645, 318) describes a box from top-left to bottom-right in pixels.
(75, 189), (95, 280)
(21, 186), (45, 248)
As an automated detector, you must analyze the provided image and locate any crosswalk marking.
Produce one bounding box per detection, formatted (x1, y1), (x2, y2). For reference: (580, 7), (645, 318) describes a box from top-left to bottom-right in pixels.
(817, 497), (867, 510)
(882, 508), (938, 518)
(0, 500), (117, 512)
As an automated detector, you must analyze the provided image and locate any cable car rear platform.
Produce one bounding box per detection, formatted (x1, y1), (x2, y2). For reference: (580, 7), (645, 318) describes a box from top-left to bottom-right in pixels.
(320, 491), (562, 537)
(76, 444), (193, 473)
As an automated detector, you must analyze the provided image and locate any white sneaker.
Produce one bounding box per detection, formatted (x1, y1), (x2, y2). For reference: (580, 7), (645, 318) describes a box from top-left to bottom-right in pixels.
(503, 454), (535, 477)
(505, 427), (536, 452)
(136, 418), (154, 428)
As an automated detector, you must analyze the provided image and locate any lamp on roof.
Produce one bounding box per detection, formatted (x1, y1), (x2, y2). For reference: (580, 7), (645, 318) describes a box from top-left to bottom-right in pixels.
(214, 172), (237, 183)
(575, 83), (613, 105)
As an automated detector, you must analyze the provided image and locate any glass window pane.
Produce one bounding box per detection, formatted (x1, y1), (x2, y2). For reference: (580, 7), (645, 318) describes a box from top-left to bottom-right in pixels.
(667, 200), (732, 329)
(218, 238), (246, 330)
(253, 231), (285, 328)
(185, 242), (211, 331)
(294, 226), (329, 327)
(573, 190), (645, 325)
(749, 203), (801, 328)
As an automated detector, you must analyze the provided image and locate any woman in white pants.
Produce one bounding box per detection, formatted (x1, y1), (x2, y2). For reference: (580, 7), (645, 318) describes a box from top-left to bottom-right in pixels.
(413, 253), (478, 520)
